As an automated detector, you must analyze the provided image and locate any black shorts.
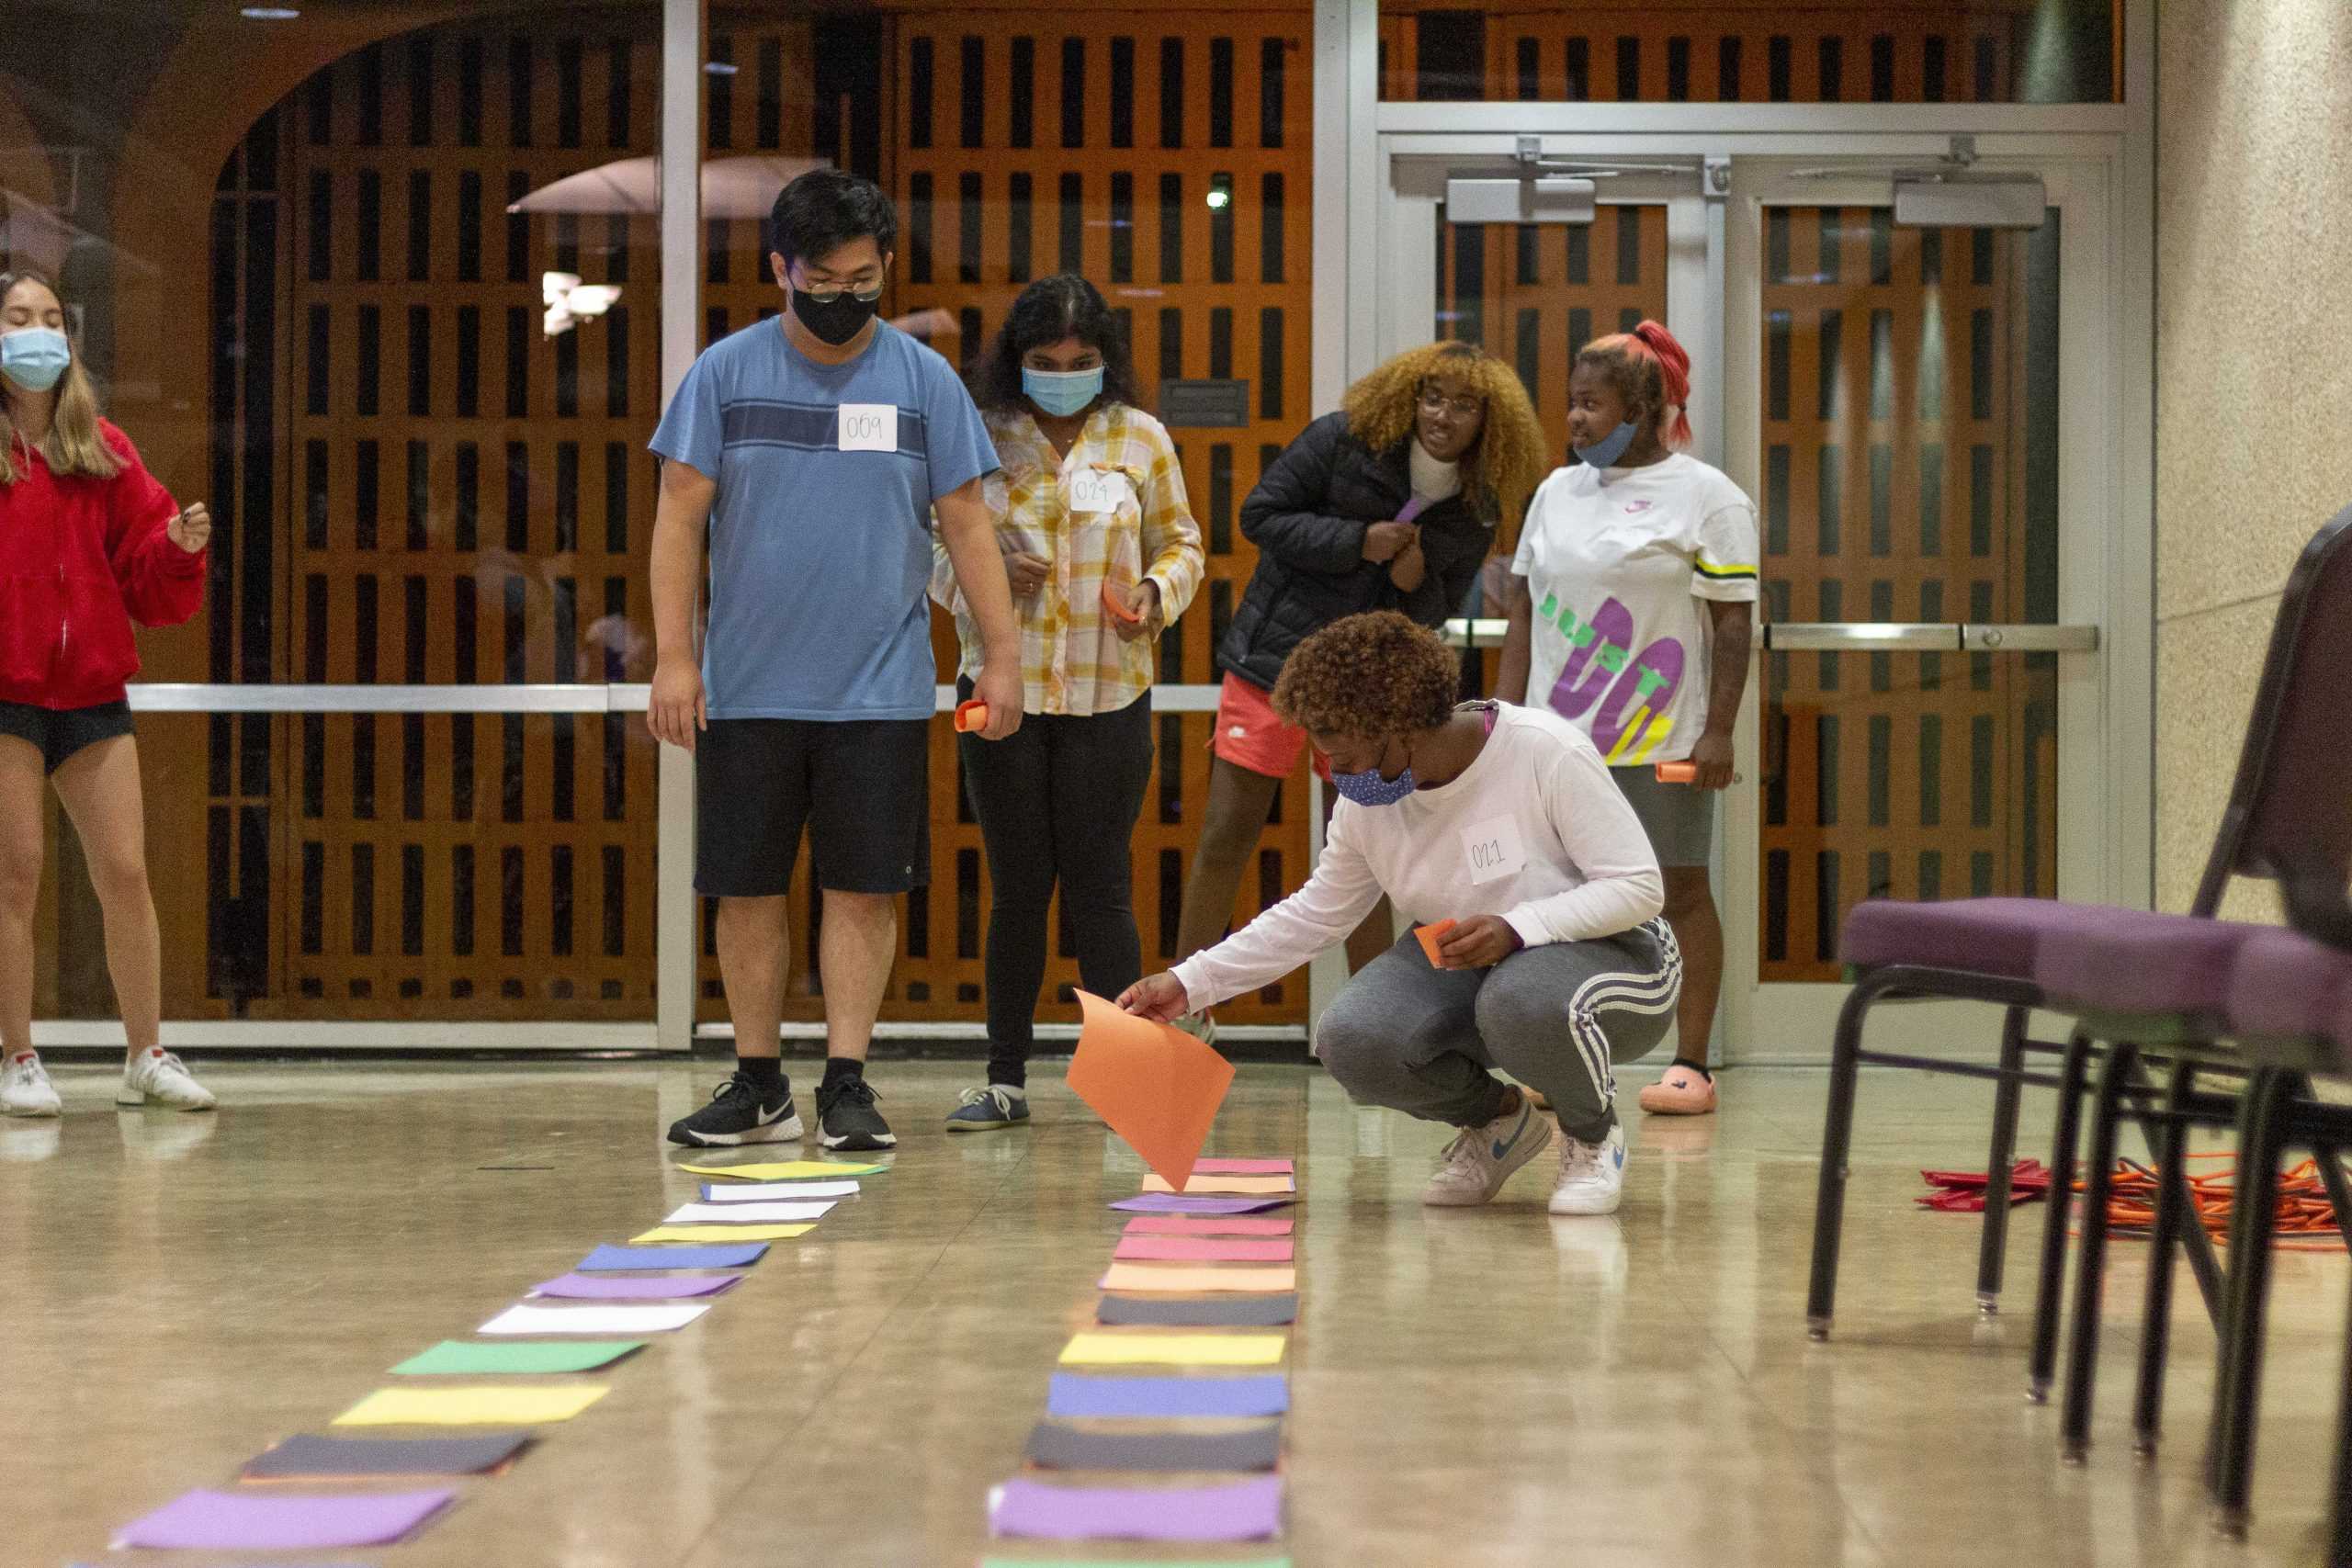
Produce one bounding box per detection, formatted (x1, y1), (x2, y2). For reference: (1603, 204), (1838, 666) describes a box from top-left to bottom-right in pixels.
(0, 699), (135, 774)
(695, 717), (931, 897)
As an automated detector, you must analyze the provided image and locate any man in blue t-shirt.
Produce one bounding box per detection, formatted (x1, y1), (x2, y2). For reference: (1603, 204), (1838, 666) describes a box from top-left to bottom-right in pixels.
(647, 170), (1023, 1152)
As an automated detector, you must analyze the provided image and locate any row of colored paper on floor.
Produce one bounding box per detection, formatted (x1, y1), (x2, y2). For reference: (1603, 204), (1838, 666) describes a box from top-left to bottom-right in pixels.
(107, 1157), (884, 1551)
(978, 1154), (1300, 1562)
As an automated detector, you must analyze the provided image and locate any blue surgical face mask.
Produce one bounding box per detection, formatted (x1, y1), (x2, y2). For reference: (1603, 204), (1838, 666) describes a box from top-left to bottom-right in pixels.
(1, 327), (70, 393)
(1023, 365), (1104, 418)
(1573, 420), (1638, 469)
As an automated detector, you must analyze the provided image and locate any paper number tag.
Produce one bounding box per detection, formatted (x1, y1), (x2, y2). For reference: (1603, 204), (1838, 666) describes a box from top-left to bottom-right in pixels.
(1461, 815), (1527, 886)
(1068, 469), (1130, 513)
(839, 404), (899, 453)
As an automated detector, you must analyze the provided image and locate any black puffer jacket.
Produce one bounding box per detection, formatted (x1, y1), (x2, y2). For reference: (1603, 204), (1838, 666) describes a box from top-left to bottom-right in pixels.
(1216, 412), (1497, 691)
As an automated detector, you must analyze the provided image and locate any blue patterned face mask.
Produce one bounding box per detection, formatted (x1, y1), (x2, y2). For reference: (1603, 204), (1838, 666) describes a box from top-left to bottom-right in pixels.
(1573, 420), (1639, 468)
(1330, 758), (1418, 807)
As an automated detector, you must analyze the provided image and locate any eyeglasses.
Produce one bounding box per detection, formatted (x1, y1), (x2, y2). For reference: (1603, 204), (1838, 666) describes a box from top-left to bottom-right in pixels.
(792, 276), (886, 304)
(1417, 388), (1483, 419)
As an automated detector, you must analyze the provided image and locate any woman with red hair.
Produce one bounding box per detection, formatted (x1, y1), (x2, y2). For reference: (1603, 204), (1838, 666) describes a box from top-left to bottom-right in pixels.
(1498, 321), (1757, 1117)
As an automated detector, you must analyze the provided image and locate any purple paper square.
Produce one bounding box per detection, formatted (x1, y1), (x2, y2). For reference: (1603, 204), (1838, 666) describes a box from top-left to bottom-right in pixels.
(531, 1271), (743, 1300)
(113, 1488), (457, 1551)
(1110, 1194), (1295, 1215)
(989, 1475), (1283, 1541)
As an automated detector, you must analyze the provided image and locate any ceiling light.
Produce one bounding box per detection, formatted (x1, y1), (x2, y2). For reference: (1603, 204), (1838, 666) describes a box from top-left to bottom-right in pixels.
(240, 6), (300, 17)
(704, 61), (739, 75)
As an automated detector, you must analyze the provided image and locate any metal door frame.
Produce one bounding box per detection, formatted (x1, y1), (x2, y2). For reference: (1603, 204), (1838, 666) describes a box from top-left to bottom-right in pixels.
(1358, 133), (2149, 1060)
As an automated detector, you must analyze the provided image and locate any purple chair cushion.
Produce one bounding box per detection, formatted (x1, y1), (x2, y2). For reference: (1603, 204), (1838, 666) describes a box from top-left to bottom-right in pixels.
(1840, 897), (2093, 977)
(2036, 913), (2277, 1016)
(2228, 928), (2352, 1039)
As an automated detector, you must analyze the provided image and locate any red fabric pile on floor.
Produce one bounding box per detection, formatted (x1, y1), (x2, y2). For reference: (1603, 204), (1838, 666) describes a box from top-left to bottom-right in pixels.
(1920, 1154), (2346, 1250)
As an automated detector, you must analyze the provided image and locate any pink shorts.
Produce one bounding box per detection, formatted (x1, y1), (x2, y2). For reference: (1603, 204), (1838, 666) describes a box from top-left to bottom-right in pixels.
(1211, 672), (1333, 784)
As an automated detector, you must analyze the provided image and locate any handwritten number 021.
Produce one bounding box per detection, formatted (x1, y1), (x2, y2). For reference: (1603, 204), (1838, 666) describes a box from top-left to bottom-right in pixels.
(1469, 838), (1503, 872)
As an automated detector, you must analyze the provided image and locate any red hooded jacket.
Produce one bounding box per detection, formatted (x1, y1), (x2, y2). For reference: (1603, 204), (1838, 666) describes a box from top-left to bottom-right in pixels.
(0, 419), (205, 710)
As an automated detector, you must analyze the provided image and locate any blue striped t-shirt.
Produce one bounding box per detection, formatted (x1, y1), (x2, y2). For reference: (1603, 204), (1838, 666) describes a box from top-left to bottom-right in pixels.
(649, 319), (996, 721)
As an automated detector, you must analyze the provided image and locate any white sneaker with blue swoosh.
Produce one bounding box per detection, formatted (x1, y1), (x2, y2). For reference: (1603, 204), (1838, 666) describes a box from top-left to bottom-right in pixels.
(1422, 1094), (1555, 1207)
(1548, 1122), (1627, 1215)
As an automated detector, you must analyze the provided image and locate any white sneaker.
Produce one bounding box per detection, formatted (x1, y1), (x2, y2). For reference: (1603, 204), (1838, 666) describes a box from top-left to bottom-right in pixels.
(1549, 1122), (1627, 1215)
(1422, 1094), (1554, 1207)
(117, 1048), (217, 1111)
(2, 1051), (62, 1117)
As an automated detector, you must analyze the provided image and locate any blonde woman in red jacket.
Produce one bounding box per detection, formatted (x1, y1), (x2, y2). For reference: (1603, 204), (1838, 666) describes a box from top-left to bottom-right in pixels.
(0, 271), (214, 1118)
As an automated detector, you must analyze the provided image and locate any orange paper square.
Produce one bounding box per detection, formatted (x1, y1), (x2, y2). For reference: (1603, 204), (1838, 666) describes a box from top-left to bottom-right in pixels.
(1069, 989), (1237, 1193)
(1414, 920), (1456, 967)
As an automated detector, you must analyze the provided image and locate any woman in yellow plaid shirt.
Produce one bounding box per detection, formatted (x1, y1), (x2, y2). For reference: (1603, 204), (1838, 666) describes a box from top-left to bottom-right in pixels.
(931, 275), (1204, 1131)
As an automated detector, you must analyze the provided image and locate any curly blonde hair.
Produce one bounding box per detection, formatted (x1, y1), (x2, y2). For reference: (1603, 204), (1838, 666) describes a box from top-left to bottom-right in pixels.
(1272, 612), (1462, 739)
(1341, 341), (1547, 528)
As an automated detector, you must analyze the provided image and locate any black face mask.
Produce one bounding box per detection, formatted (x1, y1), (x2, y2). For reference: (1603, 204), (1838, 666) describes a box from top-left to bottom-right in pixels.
(789, 282), (882, 346)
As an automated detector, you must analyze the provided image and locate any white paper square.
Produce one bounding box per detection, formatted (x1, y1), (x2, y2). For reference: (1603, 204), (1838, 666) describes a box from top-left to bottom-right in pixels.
(839, 403), (899, 452)
(664, 1200), (837, 1224)
(1460, 814), (1529, 886)
(699, 1179), (859, 1201)
(479, 1302), (710, 1336)
(1067, 468), (1130, 513)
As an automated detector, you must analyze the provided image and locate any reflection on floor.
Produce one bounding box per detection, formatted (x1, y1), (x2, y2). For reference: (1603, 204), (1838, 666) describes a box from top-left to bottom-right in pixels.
(5, 1059), (2342, 1566)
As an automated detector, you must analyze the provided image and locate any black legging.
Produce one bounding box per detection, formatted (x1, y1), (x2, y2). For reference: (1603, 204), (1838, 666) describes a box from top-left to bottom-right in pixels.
(957, 683), (1155, 1086)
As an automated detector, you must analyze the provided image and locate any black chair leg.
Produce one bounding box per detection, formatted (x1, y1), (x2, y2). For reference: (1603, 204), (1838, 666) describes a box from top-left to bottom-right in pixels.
(2132, 1059), (2198, 1458)
(2209, 1067), (2290, 1538)
(2029, 1030), (2095, 1404)
(2332, 1254), (2352, 1568)
(2061, 1040), (2138, 1461)
(1975, 1005), (2030, 1314)
(1806, 978), (1878, 1341)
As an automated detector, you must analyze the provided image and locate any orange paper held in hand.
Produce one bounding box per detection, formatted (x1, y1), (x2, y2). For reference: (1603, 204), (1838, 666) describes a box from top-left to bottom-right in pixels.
(955, 699), (989, 733)
(1654, 761), (1697, 784)
(1101, 580), (1145, 624)
(1414, 919), (1456, 968)
(1069, 989), (1237, 1194)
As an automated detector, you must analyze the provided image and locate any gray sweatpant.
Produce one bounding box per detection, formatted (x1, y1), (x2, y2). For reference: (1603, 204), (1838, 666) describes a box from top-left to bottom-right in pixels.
(1313, 919), (1681, 1144)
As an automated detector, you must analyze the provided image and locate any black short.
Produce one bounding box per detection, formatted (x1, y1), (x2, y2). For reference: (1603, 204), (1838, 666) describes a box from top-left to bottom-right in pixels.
(695, 717), (931, 897)
(0, 699), (135, 774)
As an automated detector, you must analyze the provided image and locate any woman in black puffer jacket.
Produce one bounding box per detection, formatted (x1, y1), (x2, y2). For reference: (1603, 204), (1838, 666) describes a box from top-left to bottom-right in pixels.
(1169, 341), (1546, 1035)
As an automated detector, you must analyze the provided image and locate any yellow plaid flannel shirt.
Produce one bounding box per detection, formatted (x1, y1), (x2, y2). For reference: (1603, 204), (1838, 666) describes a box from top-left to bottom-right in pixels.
(931, 403), (1204, 717)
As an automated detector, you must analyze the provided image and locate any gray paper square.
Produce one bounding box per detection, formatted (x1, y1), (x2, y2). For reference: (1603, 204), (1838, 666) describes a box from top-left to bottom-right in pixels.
(1096, 1292), (1299, 1326)
(1023, 1419), (1283, 1472)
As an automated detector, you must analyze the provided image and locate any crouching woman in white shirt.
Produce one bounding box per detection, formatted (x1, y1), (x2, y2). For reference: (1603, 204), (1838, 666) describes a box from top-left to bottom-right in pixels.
(1119, 611), (1681, 1215)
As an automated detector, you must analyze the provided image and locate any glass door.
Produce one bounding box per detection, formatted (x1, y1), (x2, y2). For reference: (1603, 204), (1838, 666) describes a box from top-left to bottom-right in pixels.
(1722, 155), (2115, 1056)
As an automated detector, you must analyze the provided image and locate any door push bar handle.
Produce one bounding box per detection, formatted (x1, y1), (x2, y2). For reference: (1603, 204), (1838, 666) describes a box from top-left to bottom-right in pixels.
(1759, 623), (2099, 653)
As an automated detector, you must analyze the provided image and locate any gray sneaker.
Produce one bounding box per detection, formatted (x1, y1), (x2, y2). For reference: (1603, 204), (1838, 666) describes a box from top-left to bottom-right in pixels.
(1422, 1095), (1553, 1206)
(945, 1084), (1031, 1132)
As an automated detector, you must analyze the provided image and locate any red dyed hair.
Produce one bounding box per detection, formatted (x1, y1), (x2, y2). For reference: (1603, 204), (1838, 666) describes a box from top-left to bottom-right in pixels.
(1575, 319), (1694, 449)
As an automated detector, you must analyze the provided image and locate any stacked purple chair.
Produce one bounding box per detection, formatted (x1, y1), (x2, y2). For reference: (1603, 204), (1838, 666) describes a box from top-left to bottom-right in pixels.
(1808, 506), (2352, 1545)
(2028, 506), (2352, 1541)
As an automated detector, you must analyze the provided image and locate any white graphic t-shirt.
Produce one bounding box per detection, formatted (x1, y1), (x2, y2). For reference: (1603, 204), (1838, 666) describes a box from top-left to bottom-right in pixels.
(1510, 452), (1759, 766)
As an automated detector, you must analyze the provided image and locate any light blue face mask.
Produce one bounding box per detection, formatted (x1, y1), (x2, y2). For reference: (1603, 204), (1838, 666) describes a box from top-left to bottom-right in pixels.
(1573, 420), (1639, 469)
(1023, 365), (1104, 418)
(1, 327), (70, 393)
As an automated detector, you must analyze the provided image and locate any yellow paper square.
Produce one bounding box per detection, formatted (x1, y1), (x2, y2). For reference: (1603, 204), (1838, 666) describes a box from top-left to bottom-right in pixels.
(1139, 1173), (1295, 1195)
(1098, 1263), (1297, 1293)
(333, 1384), (608, 1427)
(1059, 1331), (1287, 1367)
(629, 1224), (815, 1243)
(677, 1160), (887, 1181)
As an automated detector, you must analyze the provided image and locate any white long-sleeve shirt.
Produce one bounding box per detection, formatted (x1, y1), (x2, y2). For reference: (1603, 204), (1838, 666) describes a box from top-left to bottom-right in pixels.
(1171, 704), (1666, 1011)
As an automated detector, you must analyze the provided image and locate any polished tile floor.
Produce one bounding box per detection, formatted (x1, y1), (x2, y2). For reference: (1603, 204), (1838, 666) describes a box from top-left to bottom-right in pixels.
(5, 1057), (2345, 1567)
